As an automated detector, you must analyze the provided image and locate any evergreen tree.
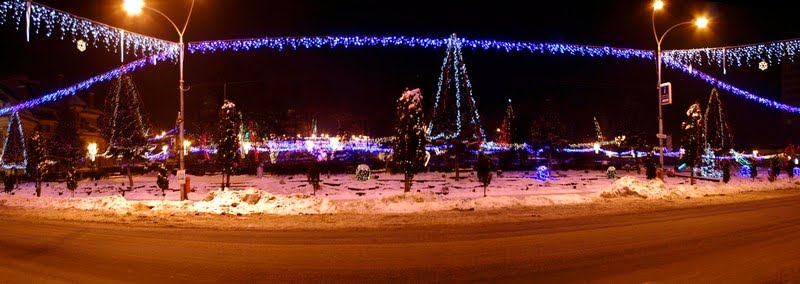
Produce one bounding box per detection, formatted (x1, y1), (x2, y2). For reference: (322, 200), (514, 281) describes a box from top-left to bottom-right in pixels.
(428, 34), (485, 144)
(645, 153), (657, 179)
(703, 88), (734, 152)
(498, 99), (514, 145)
(307, 158), (321, 195)
(530, 98), (567, 169)
(475, 152), (492, 197)
(66, 166), (78, 197)
(1, 111), (26, 192)
(50, 107), (84, 175)
(680, 103), (704, 185)
(27, 131), (49, 197)
(102, 75), (150, 194)
(721, 159), (731, 183)
(393, 88), (426, 193)
(216, 100), (241, 189)
(156, 162), (169, 198)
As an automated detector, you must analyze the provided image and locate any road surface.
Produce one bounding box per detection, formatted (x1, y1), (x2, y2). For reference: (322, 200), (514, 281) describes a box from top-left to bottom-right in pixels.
(2, 195), (800, 283)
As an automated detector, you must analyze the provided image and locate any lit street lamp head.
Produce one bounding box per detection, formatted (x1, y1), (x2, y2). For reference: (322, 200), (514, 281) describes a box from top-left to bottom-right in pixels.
(122, 0), (144, 16)
(695, 17), (709, 28)
(653, 0), (664, 11)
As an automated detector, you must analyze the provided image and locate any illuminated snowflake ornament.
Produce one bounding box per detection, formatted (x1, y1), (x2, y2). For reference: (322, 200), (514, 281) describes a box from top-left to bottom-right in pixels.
(76, 39), (87, 52)
(758, 60), (768, 71)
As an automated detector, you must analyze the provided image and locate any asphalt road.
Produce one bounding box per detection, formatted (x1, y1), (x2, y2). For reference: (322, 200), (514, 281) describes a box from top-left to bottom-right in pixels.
(2, 195), (800, 283)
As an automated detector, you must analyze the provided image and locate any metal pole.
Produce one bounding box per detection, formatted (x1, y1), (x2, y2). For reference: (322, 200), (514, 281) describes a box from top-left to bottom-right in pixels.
(657, 44), (664, 169)
(179, 35), (187, 201)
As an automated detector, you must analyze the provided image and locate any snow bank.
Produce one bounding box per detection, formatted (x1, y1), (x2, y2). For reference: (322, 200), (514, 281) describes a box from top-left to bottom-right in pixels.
(0, 195), (133, 212)
(336, 192), (593, 214)
(600, 176), (672, 199)
(600, 176), (800, 199)
(3, 171), (798, 215)
(187, 189), (335, 215)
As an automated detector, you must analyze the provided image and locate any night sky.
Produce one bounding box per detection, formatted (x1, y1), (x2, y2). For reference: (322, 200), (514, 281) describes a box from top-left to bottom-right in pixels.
(1, 0), (796, 148)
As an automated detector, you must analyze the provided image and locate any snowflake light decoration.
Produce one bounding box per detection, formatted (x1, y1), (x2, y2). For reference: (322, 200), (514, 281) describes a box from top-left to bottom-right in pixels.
(76, 39), (86, 52)
(758, 60), (768, 71)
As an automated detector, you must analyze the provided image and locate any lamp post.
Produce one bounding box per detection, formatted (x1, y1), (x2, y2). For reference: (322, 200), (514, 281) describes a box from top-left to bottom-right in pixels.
(124, 0), (195, 200)
(652, 0), (707, 169)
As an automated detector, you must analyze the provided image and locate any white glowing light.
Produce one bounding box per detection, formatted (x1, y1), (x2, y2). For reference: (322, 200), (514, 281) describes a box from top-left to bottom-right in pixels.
(122, 0), (144, 16)
(87, 142), (98, 162)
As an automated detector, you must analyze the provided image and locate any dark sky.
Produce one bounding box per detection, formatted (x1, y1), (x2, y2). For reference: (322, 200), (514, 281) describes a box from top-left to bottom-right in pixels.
(1, 0), (796, 148)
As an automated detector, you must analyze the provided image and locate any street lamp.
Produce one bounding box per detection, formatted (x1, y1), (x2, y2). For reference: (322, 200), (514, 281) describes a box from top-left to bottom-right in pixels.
(183, 140), (191, 155)
(652, 0), (708, 169)
(124, 0), (195, 200)
(87, 142), (98, 180)
(162, 145), (169, 160)
(87, 142), (98, 162)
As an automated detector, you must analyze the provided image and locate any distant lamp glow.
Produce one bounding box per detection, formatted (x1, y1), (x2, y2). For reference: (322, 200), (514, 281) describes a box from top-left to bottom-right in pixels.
(161, 145), (169, 160)
(795, 158), (798, 165)
(496, 128), (501, 133)
(122, 0), (144, 15)
(753, 150), (759, 157)
(695, 17), (709, 28)
(593, 142), (600, 154)
(87, 142), (98, 162)
(183, 140), (191, 155)
(329, 137), (342, 151)
(653, 0), (664, 10)
(242, 141), (252, 155)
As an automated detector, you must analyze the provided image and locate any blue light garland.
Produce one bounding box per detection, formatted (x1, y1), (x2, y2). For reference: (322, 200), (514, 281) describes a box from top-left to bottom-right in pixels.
(664, 57), (800, 113)
(187, 35), (654, 60)
(0, 0), (179, 59)
(0, 53), (171, 115)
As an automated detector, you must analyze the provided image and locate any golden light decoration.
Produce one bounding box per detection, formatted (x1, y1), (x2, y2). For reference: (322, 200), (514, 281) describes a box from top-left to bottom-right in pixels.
(76, 39), (87, 52)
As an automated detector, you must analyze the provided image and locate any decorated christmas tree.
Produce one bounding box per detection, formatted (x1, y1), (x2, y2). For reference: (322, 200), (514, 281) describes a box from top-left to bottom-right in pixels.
(393, 88), (426, 192)
(593, 116), (605, 142)
(1, 111), (27, 171)
(703, 88), (734, 152)
(700, 145), (722, 178)
(102, 74), (150, 194)
(427, 34), (485, 144)
(49, 107), (84, 173)
(680, 102), (705, 185)
(1, 111), (26, 193)
(27, 130), (49, 197)
(497, 99), (515, 145)
(216, 100), (241, 189)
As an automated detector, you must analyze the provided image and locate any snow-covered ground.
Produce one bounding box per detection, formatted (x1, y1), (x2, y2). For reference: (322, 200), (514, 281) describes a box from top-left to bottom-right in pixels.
(1, 169), (798, 215)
